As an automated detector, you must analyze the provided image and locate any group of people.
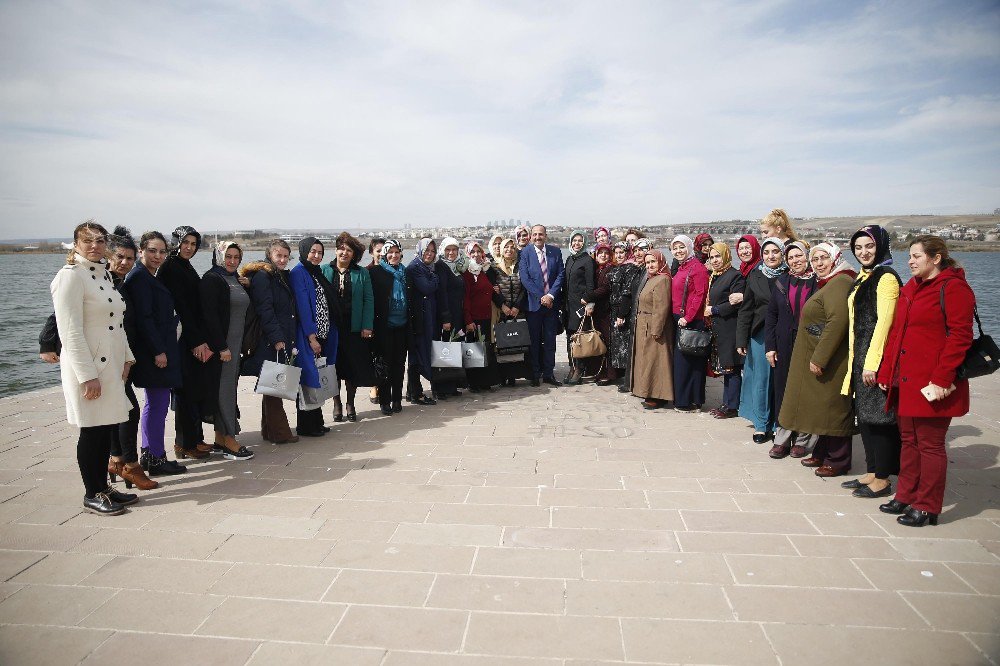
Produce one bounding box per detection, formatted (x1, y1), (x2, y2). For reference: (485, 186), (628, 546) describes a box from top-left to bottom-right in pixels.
(47, 212), (977, 528)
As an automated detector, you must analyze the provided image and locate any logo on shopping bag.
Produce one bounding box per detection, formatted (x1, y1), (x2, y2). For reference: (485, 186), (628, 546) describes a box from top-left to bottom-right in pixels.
(440, 347), (451, 357)
(464, 349), (474, 357)
(320, 376), (329, 387)
(275, 372), (286, 385)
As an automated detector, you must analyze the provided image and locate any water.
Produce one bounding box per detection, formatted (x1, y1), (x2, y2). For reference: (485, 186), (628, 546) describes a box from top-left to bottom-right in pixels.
(2, 249), (997, 398)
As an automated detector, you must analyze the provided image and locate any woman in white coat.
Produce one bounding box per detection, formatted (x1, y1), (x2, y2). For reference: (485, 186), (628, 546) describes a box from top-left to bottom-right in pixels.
(50, 221), (139, 516)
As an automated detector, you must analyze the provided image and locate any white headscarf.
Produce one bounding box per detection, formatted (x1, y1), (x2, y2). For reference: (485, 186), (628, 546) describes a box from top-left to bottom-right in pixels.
(670, 235), (695, 263)
(809, 242), (853, 280)
(439, 236), (466, 275)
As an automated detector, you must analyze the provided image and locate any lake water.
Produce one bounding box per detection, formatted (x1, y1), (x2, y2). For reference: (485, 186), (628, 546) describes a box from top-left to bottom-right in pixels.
(2, 249), (997, 398)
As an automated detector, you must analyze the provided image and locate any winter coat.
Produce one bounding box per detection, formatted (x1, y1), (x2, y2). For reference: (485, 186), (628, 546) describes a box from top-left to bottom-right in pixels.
(321, 263), (374, 333)
(563, 253), (596, 332)
(630, 274), (674, 401)
(240, 261), (297, 377)
(736, 270), (777, 347)
(50, 256), (135, 427)
(289, 263), (338, 389)
(673, 259), (709, 323)
(158, 254), (208, 397)
(369, 262), (409, 360)
(876, 266), (975, 418)
(778, 273), (857, 437)
(434, 260), (465, 336)
(120, 263), (182, 389)
(707, 267), (746, 370)
(765, 273), (816, 416)
(463, 270), (502, 326)
(406, 257), (439, 381)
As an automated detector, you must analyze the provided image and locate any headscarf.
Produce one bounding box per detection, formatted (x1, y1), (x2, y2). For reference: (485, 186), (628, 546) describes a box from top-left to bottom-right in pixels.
(488, 233), (504, 258)
(671, 235), (695, 266)
(736, 234), (762, 277)
(465, 240), (485, 276)
(379, 240), (407, 314)
(593, 226), (611, 243)
(416, 237), (436, 264)
(809, 242), (856, 287)
(439, 236), (466, 275)
(298, 236), (338, 303)
(513, 224), (530, 245)
(212, 240), (242, 277)
(568, 230), (588, 259)
(495, 238), (519, 276)
(758, 237), (788, 278)
(783, 240), (814, 279)
(694, 233), (714, 263)
(850, 225), (893, 268)
(630, 238), (652, 265)
(645, 249), (671, 276)
(708, 242), (732, 276)
(593, 242), (613, 265)
(170, 225), (201, 257)
(381, 238), (403, 258)
(612, 241), (629, 264)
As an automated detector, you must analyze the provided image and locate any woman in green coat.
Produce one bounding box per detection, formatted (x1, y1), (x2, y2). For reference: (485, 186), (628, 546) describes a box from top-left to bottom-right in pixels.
(322, 232), (376, 422)
(778, 246), (858, 478)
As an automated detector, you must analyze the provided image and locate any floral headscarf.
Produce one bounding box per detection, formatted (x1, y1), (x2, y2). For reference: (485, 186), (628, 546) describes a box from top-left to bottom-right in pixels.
(593, 242), (613, 265)
(212, 240), (242, 276)
(784, 240), (814, 279)
(759, 237), (788, 278)
(495, 238), (518, 276)
(630, 238), (652, 265)
(465, 240), (486, 275)
(568, 230), (588, 260)
(694, 233), (715, 262)
(809, 242), (855, 286)
(416, 237), (436, 263)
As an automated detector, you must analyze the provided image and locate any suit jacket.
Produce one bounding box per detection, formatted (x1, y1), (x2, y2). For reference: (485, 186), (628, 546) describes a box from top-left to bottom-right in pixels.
(518, 243), (565, 312)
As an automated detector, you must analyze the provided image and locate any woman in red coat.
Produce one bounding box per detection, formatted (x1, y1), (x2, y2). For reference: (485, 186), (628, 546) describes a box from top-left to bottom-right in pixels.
(463, 241), (502, 391)
(876, 236), (975, 527)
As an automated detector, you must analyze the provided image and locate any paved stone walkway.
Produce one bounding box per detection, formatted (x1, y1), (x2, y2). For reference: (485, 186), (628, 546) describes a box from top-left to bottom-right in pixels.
(1, 348), (999, 665)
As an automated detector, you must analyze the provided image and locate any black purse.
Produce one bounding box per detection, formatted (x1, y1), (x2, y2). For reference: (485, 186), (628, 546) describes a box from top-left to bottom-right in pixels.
(676, 276), (712, 357)
(940, 284), (999, 380)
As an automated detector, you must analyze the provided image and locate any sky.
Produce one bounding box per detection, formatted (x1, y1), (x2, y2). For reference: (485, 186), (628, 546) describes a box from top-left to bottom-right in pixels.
(1, 0), (998, 238)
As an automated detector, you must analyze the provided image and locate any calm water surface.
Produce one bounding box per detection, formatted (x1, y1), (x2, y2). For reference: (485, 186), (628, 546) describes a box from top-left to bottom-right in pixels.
(1, 249), (997, 398)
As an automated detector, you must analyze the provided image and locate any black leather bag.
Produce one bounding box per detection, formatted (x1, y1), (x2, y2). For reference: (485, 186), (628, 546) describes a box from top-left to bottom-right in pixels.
(677, 276), (712, 357)
(940, 285), (999, 380)
(495, 318), (531, 353)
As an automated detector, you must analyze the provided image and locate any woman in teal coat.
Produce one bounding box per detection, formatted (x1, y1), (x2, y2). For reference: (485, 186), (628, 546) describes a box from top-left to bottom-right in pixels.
(322, 232), (375, 422)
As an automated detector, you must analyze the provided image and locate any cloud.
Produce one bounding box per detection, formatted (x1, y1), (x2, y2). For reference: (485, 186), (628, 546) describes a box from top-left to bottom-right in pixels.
(0, 0), (998, 238)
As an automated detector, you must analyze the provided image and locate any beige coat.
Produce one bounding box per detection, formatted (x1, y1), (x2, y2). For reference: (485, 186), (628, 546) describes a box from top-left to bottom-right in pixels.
(630, 274), (674, 401)
(51, 255), (134, 427)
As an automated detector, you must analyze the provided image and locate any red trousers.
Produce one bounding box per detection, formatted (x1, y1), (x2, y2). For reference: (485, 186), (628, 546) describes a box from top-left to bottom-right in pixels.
(895, 416), (951, 514)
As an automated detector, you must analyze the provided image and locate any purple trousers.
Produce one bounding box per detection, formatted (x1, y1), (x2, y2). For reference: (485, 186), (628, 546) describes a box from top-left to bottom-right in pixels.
(141, 387), (170, 457)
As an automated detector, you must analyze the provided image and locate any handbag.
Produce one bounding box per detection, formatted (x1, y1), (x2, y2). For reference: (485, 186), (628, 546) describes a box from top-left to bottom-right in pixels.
(495, 318), (531, 353)
(299, 358), (338, 409)
(254, 349), (302, 401)
(940, 284), (999, 380)
(569, 314), (606, 359)
(431, 330), (464, 368)
(462, 326), (487, 368)
(677, 276), (712, 357)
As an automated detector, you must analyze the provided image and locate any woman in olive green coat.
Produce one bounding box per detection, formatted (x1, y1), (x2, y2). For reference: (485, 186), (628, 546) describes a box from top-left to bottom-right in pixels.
(778, 262), (858, 478)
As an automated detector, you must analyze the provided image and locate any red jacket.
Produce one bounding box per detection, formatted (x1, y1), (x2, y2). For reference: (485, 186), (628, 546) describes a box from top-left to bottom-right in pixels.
(463, 271), (497, 325)
(876, 266), (975, 418)
(672, 258), (709, 322)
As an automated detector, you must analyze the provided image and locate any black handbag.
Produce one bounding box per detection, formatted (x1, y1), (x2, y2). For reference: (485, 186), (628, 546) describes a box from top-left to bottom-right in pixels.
(940, 284), (999, 380)
(495, 318), (531, 353)
(677, 276), (712, 356)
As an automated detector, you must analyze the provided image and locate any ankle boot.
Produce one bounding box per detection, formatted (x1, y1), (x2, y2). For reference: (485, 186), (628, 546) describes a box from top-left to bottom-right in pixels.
(108, 458), (125, 485)
(120, 462), (158, 490)
(174, 443), (209, 460)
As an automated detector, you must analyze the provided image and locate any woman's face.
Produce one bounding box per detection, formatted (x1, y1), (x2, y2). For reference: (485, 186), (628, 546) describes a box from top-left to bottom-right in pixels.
(613, 247), (627, 264)
(111, 247), (136, 277)
(625, 233), (639, 245)
(596, 248), (611, 266)
(516, 230), (529, 248)
(707, 249), (724, 272)
(491, 239), (501, 256)
(307, 243), (324, 266)
(421, 242), (437, 264)
(699, 240), (713, 256)
(645, 254), (660, 276)
(762, 244), (783, 268)
(224, 247), (241, 273)
(385, 245), (402, 266)
(443, 245), (459, 261)
(178, 234), (198, 260)
(141, 239), (167, 272)
(502, 243), (516, 260)
(570, 235), (585, 252)
(737, 240), (754, 262)
(854, 235), (877, 268)
(908, 243), (941, 279)
(75, 229), (107, 263)
(786, 248), (807, 275)
(271, 246), (290, 270)
(634, 246), (647, 264)
(759, 222), (776, 238)
(596, 230), (609, 244)
(671, 241), (688, 262)
(811, 250), (833, 277)
(370, 242), (384, 259)
(469, 245), (485, 263)
(336, 244), (354, 267)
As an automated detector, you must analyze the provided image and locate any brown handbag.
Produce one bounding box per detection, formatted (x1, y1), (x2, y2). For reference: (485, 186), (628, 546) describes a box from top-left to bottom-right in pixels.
(569, 314), (607, 359)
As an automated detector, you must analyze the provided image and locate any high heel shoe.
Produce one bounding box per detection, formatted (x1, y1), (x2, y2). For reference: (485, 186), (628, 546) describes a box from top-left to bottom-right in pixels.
(346, 405), (358, 422)
(879, 498), (909, 515)
(108, 458), (125, 485)
(120, 462), (158, 490)
(332, 399), (344, 422)
(897, 507), (938, 527)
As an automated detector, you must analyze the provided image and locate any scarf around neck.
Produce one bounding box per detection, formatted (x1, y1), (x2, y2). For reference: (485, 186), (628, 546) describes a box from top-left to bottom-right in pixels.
(759, 237), (788, 278)
(380, 257), (407, 315)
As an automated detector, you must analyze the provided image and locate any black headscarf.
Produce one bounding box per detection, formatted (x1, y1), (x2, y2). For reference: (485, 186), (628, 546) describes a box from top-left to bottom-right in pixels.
(170, 225), (201, 258)
(850, 225), (893, 268)
(298, 236), (338, 307)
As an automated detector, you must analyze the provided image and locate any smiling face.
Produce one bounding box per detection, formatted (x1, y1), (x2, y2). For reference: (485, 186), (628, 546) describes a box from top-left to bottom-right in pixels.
(469, 245), (485, 263)
(786, 247), (807, 275)
(908, 242), (942, 279)
(385, 245), (402, 266)
(625, 233), (639, 245)
(671, 241), (689, 262)
(854, 235), (877, 268)
(762, 244), (783, 268)
(141, 238), (167, 272)
(707, 248), (724, 272)
(530, 225), (546, 248)
(421, 242), (437, 264)
(810, 249), (833, 278)
(699, 239), (713, 255)
(613, 246), (627, 264)
(111, 247), (135, 277)
(570, 235), (585, 252)
(645, 254), (660, 276)
(224, 247), (241, 273)
(502, 243), (516, 261)
(443, 245), (459, 261)
(595, 248), (611, 266)
(178, 234), (198, 260)
(491, 238), (501, 256)
(516, 229), (529, 248)
(737, 240), (754, 263)
(270, 246), (290, 270)
(335, 243), (354, 268)
(307, 243), (324, 266)
(596, 230), (609, 245)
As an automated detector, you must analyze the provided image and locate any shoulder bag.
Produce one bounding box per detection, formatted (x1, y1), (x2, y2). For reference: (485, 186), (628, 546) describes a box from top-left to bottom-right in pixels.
(940, 283), (999, 380)
(569, 314), (606, 359)
(677, 276), (712, 357)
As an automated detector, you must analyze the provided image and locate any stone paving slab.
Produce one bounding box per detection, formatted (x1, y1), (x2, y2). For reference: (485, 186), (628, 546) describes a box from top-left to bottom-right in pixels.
(1, 347), (999, 665)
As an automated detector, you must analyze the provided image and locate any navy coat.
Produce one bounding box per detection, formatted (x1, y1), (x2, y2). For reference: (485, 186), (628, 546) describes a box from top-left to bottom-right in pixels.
(121, 265), (182, 389)
(406, 257), (439, 381)
(241, 261), (297, 377)
(434, 260), (465, 337)
(707, 267), (746, 369)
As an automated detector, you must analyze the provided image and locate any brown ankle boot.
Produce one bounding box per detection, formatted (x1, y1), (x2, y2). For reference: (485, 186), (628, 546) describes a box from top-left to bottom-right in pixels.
(108, 458), (125, 484)
(174, 443), (210, 460)
(120, 462), (159, 490)
(196, 442), (214, 454)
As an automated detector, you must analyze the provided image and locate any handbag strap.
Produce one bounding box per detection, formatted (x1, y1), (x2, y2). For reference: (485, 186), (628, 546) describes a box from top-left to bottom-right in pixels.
(680, 276), (689, 319)
(939, 281), (984, 338)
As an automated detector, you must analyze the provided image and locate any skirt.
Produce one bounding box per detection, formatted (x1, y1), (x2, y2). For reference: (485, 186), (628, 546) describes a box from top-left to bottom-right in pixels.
(737, 329), (774, 433)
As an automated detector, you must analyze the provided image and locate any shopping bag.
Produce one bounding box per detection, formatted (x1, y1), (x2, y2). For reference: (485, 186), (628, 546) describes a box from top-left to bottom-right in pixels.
(462, 327), (487, 368)
(299, 359), (337, 409)
(431, 330), (463, 368)
(254, 349), (301, 401)
(494, 318), (531, 353)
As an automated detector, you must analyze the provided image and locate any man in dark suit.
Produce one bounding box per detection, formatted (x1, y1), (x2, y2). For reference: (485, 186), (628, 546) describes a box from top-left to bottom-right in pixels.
(518, 225), (564, 387)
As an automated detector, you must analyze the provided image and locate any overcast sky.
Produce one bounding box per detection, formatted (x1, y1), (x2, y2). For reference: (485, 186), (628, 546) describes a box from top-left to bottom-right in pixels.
(1, 0), (998, 238)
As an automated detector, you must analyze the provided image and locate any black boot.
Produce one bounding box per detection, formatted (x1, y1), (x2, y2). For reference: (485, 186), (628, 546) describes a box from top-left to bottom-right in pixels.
(141, 450), (187, 476)
(878, 498), (909, 515)
(897, 507), (938, 527)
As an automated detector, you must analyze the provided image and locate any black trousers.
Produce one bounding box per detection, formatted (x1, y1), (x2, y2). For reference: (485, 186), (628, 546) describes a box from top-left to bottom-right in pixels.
(860, 423), (902, 479)
(172, 386), (204, 447)
(110, 381), (140, 463)
(378, 326), (408, 406)
(78, 424), (114, 497)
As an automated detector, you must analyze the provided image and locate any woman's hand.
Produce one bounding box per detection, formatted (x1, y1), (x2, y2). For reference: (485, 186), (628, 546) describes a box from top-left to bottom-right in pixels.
(729, 293), (744, 305)
(737, 347), (747, 357)
(193, 342), (213, 363)
(154, 353), (168, 368)
(308, 336), (321, 355)
(509, 308), (519, 318)
(809, 362), (824, 376)
(926, 383), (952, 401)
(465, 323), (475, 333)
(442, 322), (452, 332)
(584, 303), (595, 315)
(238, 276), (250, 287)
(765, 351), (777, 368)
(82, 379), (102, 400)
(361, 329), (373, 339)
(615, 317), (624, 327)
(122, 362), (132, 381)
(501, 305), (511, 317)
(704, 305), (712, 317)
(678, 317), (688, 327)
(878, 383), (888, 391)
(862, 370), (877, 387)
(274, 341), (286, 351)
(220, 349), (233, 363)
(39, 352), (59, 363)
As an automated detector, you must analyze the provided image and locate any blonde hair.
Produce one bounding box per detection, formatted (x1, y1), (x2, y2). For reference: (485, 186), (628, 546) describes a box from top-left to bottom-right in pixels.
(760, 209), (799, 242)
(67, 219), (109, 265)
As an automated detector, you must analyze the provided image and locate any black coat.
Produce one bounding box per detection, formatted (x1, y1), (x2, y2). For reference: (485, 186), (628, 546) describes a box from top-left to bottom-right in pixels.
(707, 268), (746, 369)
(368, 263), (410, 359)
(121, 265), (182, 389)
(405, 258), (439, 381)
(764, 273), (816, 415)
(736, 269), (777, 348)
(434, 260), (465, 338)
(563, 253), (596, 331)
(200, 268), (253, 414)
(241, 262), (297, 377)
(158, 254), (207, 397)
